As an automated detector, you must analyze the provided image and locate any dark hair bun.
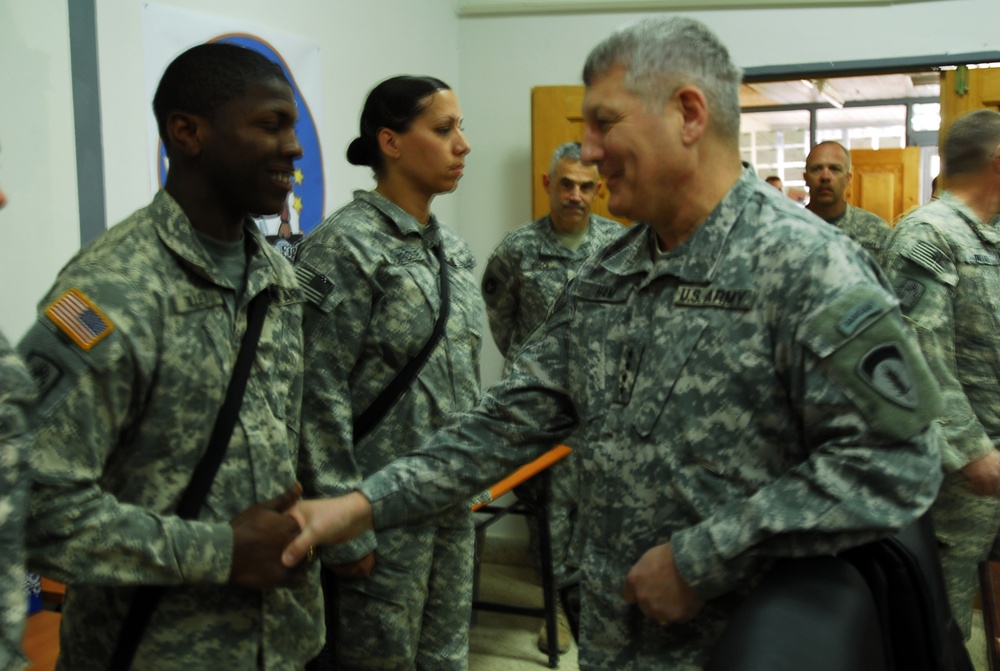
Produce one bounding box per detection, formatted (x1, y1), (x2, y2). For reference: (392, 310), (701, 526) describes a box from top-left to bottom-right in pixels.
(346, 136), (372, 167)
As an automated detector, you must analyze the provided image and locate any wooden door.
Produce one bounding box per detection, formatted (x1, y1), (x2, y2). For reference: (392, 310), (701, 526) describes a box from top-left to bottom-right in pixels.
(846, 147), (921, 225)
(531, 86), (630, 225)
(939, 67), (1000, 154)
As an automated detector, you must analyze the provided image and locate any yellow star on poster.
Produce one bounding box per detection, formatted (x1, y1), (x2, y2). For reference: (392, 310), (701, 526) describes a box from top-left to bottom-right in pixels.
(293, 195), (303, 214)
(294, 168), (304, 186)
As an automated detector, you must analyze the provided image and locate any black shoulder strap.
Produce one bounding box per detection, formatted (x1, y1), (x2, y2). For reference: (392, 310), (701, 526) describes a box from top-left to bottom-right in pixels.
(109, 289), (272, 671)
(352, 240), (450, 443)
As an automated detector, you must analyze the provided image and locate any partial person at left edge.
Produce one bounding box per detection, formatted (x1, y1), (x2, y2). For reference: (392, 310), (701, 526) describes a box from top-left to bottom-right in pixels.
(19, 43), (322, 670)
(0, 143), (37, 671)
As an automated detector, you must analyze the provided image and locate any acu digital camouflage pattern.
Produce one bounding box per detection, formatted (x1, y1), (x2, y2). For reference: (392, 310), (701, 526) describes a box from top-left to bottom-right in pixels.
(827, 203), (892, 260)
(361, 170), (944, 670)
(18, 190), (321, 670)
(482, 213), (625, 363)
(0, 331), (34, 671)
(295, 190), (483, 670)
(482, 213), (626, 584)
(881, 190), (1000, 637)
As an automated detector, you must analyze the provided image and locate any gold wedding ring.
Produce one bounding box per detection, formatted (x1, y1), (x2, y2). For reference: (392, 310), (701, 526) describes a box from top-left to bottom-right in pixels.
(306, 546), (316, 563)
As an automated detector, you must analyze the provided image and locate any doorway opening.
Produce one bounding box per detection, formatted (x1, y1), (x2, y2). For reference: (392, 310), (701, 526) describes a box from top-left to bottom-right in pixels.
(739, 54), (1000, 220)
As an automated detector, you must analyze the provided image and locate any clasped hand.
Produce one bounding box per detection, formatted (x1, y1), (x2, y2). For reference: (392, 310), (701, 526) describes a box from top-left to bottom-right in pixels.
(281, 491), (375, 568)
(624, 542), (705, 627)
(229, 483), (311, 589)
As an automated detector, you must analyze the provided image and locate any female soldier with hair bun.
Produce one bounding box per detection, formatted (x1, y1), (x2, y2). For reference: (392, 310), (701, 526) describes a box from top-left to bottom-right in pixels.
(295, 76), (480, 670)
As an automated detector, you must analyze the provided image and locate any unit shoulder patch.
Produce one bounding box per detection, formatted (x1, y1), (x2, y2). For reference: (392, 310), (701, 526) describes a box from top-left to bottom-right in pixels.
(893, 278), (926, 314)
(857, 343), (919, 409)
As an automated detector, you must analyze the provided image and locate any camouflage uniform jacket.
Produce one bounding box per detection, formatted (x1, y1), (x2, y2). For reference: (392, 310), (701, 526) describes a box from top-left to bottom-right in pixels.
(828, 203), (891, 259)
(881, 191), (1000, 472)
(482, 214), (625, 362)
(0, 332), (34, 671)
(295, 189), (483, 563)
(360, 170), (944, 670)
(20, 190), (321, 670)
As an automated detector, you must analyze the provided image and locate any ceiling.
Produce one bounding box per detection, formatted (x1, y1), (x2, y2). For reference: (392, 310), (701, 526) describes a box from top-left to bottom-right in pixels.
(740, 71), (943, 131)
(741, 71), (941, 108)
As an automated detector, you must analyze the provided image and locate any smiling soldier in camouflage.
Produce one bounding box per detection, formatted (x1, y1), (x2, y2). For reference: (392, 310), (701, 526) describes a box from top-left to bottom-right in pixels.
(284, 17), (945, 671)
(19, 43), (321, 670)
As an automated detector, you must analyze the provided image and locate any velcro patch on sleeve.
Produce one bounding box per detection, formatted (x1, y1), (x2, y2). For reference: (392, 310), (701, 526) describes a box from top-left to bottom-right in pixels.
(482, 258), (513, 294)
(44, 288), (114, 351)
(893, 278), (926, 314)
(903, 239), (954, 282)
(295, 263), (335, 307)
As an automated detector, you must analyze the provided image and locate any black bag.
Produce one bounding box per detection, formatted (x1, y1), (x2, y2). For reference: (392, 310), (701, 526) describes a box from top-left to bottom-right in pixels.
(841, 514), (973, 671)
(706, 556), (887, 671)
(708, 514), (973, 671)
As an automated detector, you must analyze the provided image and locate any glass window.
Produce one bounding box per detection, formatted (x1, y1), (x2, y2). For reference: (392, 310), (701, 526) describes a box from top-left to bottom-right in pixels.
(911, 102), (940, 133)
(740, 110), (811, 199)
(816, 105), (907, 150)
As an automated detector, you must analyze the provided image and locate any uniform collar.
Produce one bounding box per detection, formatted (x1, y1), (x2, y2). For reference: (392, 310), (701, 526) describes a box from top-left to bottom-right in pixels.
(597, 168), (754, 287)
(935, 190), (1000, 246)
(150, 189), (292, 297)
(355, 189), (442, 246)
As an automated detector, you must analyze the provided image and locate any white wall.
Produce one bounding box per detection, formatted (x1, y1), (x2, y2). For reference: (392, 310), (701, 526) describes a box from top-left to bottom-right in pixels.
(94, 0), (463, 229)
(0, 1), (80, 343)
(456, 0), (1000, 384)
(0, 0), (462, 341)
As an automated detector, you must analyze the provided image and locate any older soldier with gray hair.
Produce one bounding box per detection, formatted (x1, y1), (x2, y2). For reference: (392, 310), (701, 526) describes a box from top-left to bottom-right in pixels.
(19, 43), (320, 669)
(482, 142), (624, 366)
(481, 141), (625, 655)
(283, 17), (944, 670)
(881, 108), (1000, 640)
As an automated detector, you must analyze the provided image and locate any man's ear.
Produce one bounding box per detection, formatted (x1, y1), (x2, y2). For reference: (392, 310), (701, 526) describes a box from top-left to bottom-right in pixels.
(542, 173), (551, 190)
(165, 111), (208, 158)
(674, 86), (708, 146)
(377, 128), (400, 160)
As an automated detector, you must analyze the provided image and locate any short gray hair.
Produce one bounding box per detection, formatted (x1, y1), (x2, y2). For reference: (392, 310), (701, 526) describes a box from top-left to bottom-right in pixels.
(943, 109), (1000, 178)
(808, 141), (852, 171)
(548, 142), (585, 175)
(582, 17), (743, 142)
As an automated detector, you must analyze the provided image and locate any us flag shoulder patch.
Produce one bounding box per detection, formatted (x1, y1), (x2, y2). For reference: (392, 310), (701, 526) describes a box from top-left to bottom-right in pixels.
(908, 240), (948, 277)
(295, 264), (334, 306)
(45, 288), (114, 351)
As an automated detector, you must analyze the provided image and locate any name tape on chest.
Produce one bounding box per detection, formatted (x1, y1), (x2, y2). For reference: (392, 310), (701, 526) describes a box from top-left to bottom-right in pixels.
(45, 288), (115, 351)
(675, 285), (754, 310)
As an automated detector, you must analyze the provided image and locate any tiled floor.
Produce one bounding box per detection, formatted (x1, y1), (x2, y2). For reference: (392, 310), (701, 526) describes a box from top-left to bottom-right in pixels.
(470, 561), (580, 670)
